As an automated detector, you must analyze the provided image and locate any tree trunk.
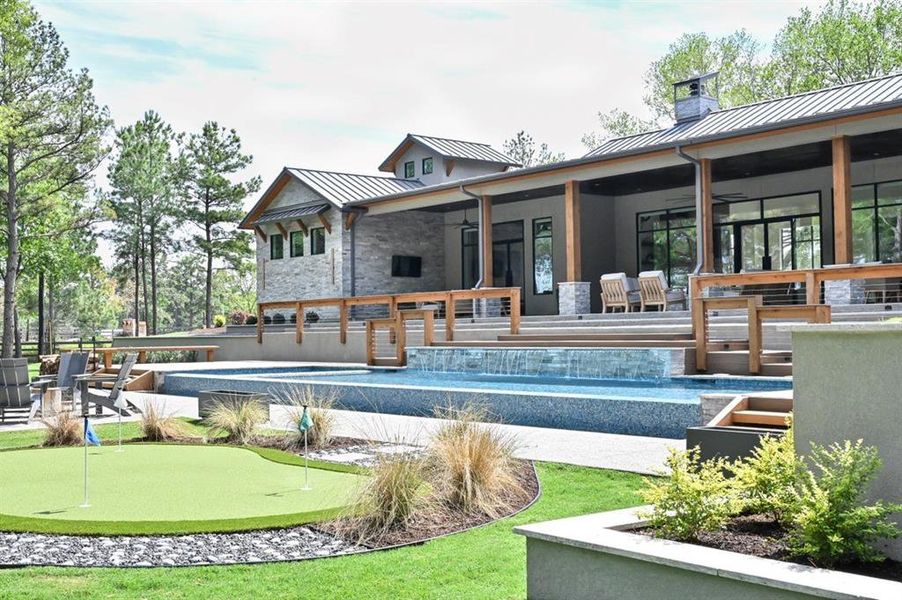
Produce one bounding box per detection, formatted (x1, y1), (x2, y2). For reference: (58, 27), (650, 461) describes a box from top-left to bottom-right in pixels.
(205, 203), (213, 329)
(47, 276), (55, 353)
(13, 309), (21, 358)
(37, 271), (45, 355)
(133, 250), (140, 336)
(150, 220), (158, 335)
(2, 143), (18, 358)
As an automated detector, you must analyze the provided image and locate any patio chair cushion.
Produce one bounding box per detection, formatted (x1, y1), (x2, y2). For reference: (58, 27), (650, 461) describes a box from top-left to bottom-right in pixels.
(638, 270), (669, 291)
(600, 272), (639, 292)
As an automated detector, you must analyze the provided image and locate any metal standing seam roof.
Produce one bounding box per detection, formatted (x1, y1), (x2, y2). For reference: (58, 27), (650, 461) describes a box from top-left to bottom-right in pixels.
(286, 168), (425, 206)
(253, 202), (330, 224)
(585, 73), (902, 158)
(409, 134), (521, 165)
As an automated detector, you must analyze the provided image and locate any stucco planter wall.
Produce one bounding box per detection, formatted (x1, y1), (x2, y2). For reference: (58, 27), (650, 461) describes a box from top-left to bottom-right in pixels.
(514, 507), (902, 600)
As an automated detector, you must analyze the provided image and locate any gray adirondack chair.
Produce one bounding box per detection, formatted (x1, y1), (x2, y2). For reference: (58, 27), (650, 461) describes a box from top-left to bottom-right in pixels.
(31, 352), (90, 411)
(0, 358), (42, 423)
(75, 353), (140, 416)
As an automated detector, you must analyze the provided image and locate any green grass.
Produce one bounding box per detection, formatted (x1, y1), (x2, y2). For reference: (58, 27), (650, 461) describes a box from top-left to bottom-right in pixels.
(0, 462), (645, 599)
(0, 444), (365, 535)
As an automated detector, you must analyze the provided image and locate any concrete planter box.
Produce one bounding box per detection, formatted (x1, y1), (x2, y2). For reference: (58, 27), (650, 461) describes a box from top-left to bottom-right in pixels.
(197, 390), (270, 420)
(514, 507), (902, 600)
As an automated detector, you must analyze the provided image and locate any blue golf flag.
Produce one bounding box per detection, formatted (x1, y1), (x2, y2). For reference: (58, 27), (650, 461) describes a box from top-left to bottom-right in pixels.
(85, 419), (101, 446)
(298, 407), (314, 433)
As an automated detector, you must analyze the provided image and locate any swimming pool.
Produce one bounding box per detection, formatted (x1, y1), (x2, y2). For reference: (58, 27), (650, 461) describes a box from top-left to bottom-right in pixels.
(160, 365), (790, 439)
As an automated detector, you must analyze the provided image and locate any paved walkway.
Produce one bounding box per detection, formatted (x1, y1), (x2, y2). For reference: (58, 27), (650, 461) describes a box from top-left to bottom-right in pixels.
(3, 392), (683, 475)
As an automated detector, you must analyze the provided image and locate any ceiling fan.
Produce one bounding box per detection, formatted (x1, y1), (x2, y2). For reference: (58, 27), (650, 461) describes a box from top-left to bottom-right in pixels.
(447, 208), (477, 229)
(669, 191), (749, 204)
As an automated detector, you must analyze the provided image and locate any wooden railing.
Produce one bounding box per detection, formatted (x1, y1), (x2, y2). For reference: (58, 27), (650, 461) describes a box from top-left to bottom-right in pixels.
(365, 308), (436, 366)
(256, 287), (521, 345)
(689, 263), (902, 305)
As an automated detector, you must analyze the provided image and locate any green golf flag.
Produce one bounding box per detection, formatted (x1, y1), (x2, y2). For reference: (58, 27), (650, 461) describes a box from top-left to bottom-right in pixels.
(298, 407), (314, 433)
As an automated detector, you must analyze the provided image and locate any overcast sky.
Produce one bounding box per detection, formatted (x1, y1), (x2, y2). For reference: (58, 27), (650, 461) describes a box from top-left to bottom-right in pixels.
(36, 0), (817, 210)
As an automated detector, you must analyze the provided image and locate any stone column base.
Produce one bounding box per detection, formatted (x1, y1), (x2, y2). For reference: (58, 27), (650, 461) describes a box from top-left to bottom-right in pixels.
(824, 278), (866, 305)
(558, 281), (591, 315)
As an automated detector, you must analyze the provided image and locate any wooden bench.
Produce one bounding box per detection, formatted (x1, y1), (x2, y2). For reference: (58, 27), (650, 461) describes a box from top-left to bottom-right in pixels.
(98, 345), (219, 369)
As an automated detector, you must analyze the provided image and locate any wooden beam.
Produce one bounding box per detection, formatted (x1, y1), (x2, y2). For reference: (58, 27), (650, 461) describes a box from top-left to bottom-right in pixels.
(832, 136), (852, 264)
(700, 158), (714, 273)
(343, 211), (357, 231)
(480, 195), (493, 285)
(254, 226), (267, 242)
(275, 222), (288, 238)
(295, 302), (303, 344)
(564, 181), (581, 281)
(295, 219), (308, 235)
(317, 212), (332, 234)
(445, 159), (455, 176)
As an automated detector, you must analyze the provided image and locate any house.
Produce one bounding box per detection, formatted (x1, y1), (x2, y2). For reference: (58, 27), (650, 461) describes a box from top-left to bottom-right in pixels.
(240, 72), (902, 316)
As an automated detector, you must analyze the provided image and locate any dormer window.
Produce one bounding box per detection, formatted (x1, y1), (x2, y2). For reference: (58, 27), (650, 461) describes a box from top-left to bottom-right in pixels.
(422, 157), (433, 175)
(404, 161), (415, 178)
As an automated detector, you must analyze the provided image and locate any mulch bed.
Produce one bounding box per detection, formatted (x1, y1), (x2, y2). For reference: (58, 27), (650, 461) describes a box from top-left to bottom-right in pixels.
(642, 514), (902, 584)
(318, 459), (540, 549)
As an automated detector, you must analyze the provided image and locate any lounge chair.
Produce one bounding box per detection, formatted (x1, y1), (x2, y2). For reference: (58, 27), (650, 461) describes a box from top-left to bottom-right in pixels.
(31, 351), (89, 411)
(600, 273), (641, 313)
(75, 353), (140, 416)
(0, 358), (43, 422)
(638, 271), (688, 311)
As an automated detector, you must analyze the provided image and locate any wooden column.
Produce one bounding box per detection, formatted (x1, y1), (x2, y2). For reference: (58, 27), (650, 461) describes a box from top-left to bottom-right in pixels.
(564, 180), (582, 281)
(832, 136), (852, 264)
(699, 158), (714, 273)
(480, 195), (493, 285)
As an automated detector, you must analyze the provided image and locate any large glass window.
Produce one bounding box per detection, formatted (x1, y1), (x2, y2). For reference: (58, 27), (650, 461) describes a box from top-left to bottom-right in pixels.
(532, 218), (553, 294)
(310, 227), (325, 255)
(290, 231), (304, 257)
(852, 179), (902, 264)
(461, 227), (479, 288)
(636, 207), (696, 288)
(270, 233), (284, 260)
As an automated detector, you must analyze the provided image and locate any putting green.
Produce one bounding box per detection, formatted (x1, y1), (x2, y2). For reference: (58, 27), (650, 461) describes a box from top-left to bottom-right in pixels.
(0, 444), (366, 535)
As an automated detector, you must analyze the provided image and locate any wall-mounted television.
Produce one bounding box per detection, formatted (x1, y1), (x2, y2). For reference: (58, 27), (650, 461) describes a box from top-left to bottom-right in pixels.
(391, 255), (422, 278)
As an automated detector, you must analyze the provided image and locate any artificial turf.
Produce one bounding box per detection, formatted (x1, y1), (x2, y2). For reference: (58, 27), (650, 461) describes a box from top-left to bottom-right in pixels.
(0, 444), (365, 535)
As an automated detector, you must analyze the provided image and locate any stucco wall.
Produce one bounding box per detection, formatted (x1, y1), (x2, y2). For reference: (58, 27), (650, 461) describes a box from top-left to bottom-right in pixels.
(793, 324), (902, 562)
(581, 193), (617, 312)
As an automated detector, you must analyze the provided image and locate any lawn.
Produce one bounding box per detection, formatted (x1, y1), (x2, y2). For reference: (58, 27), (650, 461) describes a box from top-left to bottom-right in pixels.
(0, 423), (647, 600)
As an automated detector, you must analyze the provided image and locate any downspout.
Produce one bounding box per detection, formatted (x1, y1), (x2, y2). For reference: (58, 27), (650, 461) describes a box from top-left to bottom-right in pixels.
(459, 184), (485, 289)
(342, 207), (368, 297)
(675, 146), (705, 276)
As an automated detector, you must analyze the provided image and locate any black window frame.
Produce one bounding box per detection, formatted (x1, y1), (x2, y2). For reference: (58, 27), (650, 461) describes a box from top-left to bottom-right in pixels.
(635, 206), (696, 287)
(269, 233), (284, 260)
(461, 226), (479, 289)
(289, 230), (304, 257)
(404, 160), (415, 178)
(310, 227), (326, 255)
(849, 178), (902, 264)
(422, 157), (433, 175)
(531, 217), (553, 295)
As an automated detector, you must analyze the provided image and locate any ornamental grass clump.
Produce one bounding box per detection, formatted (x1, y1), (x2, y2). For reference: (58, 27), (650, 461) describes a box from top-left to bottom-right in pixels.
(427, 405), (522, 518)
(342, 452), (425, 543)
(730, 418), (802, 525)
(788, 439), (902, 567)
(206, 399), (266, 445)
(141, 402), (185, 442)
(41, 411), (83, 447)
(281, 386), (336, 449)
(640, 447), (741, 541)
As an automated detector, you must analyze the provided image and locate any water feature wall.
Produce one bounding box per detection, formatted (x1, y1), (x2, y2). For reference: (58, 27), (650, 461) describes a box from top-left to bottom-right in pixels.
(405, 347), (689, 379)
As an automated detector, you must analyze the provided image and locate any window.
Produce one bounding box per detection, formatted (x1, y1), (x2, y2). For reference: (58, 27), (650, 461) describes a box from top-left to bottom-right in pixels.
(422, 157), (433, 175)
(310, 227), (326, 255)
(404, 161), (415, 178)
(461, 227), (479, 288)
(269, 233), (284, 260)
(532, 218), (553, 294)
(851, 179), (902, 264)
(290, 231), (304, 257)
(636, 208), (696, 289)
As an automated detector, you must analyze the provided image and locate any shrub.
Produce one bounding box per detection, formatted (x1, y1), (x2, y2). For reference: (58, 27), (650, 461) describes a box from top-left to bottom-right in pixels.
(281, 386), (336, 449)
(640, 447), (740, 541)
(228, 310), (250, 325)
(343, 453), (425, 542)
(141, 402), (185, 442)
(41, 411), (83, 447)
(213, 314), (227, 328)
(305, 310), (320, 323)
(788, 439), (902, 567)
(272, 313), (286, 325)
(245, 314), (258, 325)
(730, 419), (801, 525)
(426, 405), (521, 518)
(263, 315), (272, 325)
(206, 399), (267, 445)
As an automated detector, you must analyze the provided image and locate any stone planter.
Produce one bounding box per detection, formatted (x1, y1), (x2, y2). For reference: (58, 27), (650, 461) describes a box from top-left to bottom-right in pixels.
(197, 390), (270, 420)
(514, 507), (902, 600)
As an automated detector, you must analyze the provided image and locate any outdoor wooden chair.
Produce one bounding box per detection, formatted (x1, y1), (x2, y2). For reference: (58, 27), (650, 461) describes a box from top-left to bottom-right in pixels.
(31, 351), (90, 411)
(638, 270), (687, 311)
(600, 273), (641, 313)
(75, 353), (140, 416)
(0, 358), (44, 423)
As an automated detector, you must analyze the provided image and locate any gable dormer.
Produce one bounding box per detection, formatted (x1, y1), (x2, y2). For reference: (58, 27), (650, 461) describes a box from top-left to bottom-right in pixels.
(378, 133), (520, 186)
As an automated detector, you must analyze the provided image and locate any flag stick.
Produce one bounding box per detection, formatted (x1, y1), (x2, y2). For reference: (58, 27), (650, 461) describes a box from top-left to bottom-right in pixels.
(116, 411), (123, 452)
(302, 405), (311, 491)
(80, 416), (90, 508)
